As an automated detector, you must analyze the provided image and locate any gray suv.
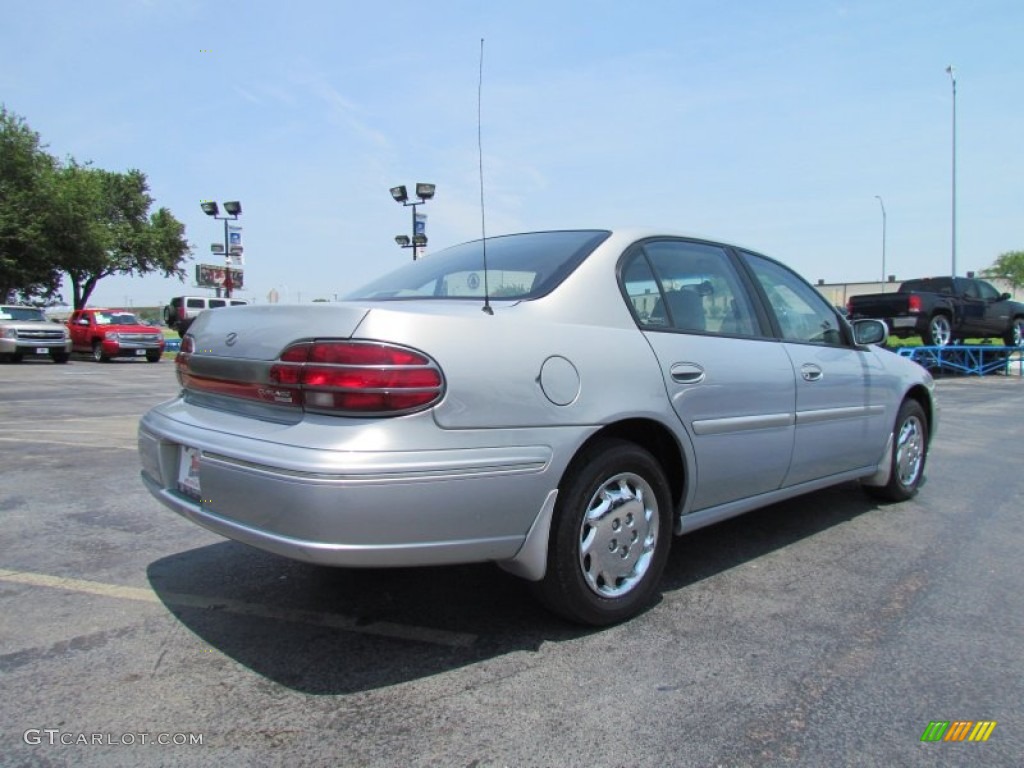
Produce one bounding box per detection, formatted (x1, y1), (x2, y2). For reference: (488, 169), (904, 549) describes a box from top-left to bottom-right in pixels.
(164, 296), (248, 337)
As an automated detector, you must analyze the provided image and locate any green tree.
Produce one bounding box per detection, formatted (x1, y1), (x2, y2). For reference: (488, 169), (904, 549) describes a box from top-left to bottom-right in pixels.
(0, 106), (62, 303)
(981, 251), (1024, 292)
(1, 106), (193, 308)
(51, 163), (192, 309)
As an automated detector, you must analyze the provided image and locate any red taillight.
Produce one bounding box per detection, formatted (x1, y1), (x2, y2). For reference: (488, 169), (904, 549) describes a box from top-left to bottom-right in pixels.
(908, 295), (922, 313)
(179, 340), (444, 416)
(270, 341), (444, 414)
(175, 335), (195, 386)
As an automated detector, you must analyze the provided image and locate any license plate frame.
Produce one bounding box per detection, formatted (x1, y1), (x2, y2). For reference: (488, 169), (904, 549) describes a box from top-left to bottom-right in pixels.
(177, 445), (202, 499)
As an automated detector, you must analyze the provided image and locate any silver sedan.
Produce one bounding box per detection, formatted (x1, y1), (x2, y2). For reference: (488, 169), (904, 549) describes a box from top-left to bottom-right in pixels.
(138, 229), (935, 625)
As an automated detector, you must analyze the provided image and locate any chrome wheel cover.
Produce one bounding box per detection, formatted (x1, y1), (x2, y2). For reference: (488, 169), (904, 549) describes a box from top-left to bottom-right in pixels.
(930, 316), (951, 346)
(1012, 320), (1024, 347)
(895, 415), (925, 488)
(578, 472), (659, 598)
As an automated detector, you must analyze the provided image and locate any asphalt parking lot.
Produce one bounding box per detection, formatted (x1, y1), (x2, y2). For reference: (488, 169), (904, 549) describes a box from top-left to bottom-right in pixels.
(1, 357), (1022, 767)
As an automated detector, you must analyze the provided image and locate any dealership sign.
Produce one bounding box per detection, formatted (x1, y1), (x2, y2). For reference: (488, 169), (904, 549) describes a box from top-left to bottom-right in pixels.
(196, 264), (244, 290)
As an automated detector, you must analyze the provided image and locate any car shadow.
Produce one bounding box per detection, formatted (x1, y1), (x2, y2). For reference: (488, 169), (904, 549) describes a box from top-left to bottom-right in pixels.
(146, 482), (882, 695)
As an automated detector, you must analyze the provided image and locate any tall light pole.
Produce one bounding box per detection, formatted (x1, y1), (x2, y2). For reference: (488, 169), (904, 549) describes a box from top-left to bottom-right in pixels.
(200, 201), (242, 297)
(874, 195), (887, 289)
(946, 65), (957, 278)
(390, 183), (435, 260)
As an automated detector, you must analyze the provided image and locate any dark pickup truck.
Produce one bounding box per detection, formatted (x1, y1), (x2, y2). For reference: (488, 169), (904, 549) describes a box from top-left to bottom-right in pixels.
(847, 276), (1024, 347)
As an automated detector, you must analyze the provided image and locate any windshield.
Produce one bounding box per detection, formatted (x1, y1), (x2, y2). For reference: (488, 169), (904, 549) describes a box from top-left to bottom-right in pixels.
(94, 312), (143, 326)
(346, 230), (611, 301)
(0, 307), (47, 321)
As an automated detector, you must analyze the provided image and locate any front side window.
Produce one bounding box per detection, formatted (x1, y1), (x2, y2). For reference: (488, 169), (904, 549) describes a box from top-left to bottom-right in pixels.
(741, 251), (845, 345)
(346, 230), (611, 301)
(976, 281), (1001, 301)
(622, 240), (759, 336)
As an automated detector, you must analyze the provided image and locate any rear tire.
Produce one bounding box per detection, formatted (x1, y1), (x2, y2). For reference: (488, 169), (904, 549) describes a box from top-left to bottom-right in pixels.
(1003, 317), (1024, 348)
(923, 314), (952, 347)
(534, 438), (672, 626)
(865, 399), (928, 502)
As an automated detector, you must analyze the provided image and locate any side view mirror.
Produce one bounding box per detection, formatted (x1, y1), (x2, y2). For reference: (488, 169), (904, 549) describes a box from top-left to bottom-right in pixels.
(1000, 292), (1012, 301)
(853, 318), (888, 346)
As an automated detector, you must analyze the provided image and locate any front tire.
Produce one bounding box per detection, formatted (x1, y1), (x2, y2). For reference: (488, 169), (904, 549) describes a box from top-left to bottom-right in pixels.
(146, 350), (162, 363)
(1003, 317), (1024, 347)
(91, 342), (108, 363)
(534, 439), (672, 626)
(51, 351), (70, 364)
(923, 314), (952, 347)
(865, 399), (928, 502)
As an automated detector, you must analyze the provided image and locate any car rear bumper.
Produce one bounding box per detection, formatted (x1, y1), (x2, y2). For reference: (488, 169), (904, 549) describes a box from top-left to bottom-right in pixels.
(138, 405), (565, 568)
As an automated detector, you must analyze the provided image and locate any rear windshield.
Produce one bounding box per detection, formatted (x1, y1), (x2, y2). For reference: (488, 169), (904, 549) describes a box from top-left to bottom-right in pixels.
(346, 230), (611, 301)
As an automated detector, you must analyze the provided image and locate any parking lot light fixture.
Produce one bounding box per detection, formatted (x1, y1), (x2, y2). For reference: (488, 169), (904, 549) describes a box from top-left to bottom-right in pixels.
(390, 182), (436, 260)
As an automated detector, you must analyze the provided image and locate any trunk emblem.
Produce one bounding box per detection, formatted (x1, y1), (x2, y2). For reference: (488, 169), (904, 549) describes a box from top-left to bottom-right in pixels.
(225, 332), (238, 346)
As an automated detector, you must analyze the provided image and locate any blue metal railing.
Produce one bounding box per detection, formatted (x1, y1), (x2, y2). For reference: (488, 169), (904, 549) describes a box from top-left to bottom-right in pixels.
(896, 345), (1023, 376)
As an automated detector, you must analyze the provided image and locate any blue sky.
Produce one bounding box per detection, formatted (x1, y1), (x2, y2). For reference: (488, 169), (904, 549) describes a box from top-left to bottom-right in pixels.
(3, 0), (1021, 306)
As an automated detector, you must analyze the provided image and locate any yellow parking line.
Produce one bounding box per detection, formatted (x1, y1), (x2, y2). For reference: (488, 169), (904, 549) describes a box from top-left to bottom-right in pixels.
(0, 569), (476, 648)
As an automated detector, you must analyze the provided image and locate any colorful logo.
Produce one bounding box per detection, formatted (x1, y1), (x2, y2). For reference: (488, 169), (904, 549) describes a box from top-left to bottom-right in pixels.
(921, 721), (997, 742)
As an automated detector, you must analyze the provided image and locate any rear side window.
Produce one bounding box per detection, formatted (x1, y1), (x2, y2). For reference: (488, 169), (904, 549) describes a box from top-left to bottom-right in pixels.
(621, 240), (760, 337)
(208, 300), (227, 308)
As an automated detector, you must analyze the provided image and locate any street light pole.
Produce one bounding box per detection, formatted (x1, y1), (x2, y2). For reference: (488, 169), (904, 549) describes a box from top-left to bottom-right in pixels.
(875, 195), (887, 289)
(946, 65), (957, 279)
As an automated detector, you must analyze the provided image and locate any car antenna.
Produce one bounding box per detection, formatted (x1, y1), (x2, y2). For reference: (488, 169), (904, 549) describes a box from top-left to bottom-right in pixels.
(477, 37), (493, 315)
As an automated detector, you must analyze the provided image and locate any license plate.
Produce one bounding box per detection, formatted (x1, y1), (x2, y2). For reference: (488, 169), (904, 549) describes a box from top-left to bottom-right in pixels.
(36, 347), (48, 355)
(178, 446), (202, 499)
(135, 349), (146, 356)
(892, 317), (917, 328)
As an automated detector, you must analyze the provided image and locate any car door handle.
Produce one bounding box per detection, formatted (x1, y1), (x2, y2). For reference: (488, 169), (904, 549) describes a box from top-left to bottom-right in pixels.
(670, 363), (706, 384)
(800, 363), (823, 382)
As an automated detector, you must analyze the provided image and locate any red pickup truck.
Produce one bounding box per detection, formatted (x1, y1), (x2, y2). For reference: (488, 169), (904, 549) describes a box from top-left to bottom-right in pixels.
(68, 309), (166, 362)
